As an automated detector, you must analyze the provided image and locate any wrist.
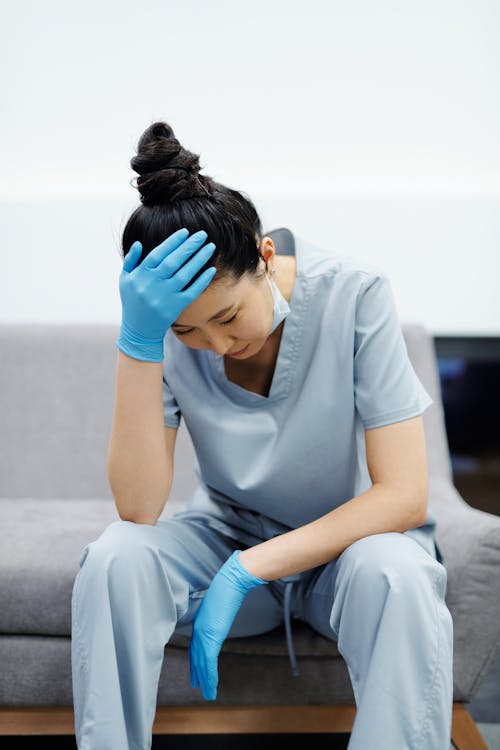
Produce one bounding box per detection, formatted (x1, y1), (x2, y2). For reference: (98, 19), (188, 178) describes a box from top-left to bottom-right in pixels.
(117, 321), (165, 363)
(231, 550), (269, 587)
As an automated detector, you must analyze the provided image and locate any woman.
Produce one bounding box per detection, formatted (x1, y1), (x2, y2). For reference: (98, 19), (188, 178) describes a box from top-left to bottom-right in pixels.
(71, 121), (453, 749)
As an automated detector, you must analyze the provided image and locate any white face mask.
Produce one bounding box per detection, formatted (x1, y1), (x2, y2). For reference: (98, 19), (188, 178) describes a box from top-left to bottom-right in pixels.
(264, 266), (291, 334)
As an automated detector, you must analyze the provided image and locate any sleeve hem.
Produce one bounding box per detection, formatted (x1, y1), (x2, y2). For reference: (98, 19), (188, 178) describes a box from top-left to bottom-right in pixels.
(164, 419), (180, 428)
(361, 401), (433, 430)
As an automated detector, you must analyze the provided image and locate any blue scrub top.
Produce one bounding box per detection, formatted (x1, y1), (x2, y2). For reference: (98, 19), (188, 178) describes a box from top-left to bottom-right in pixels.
(162, 232), (440, 677)
(162, 232), (435, 536)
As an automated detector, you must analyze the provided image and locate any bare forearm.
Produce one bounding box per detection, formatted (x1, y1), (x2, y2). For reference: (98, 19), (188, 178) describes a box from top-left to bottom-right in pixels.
(238, 483), (426, 582)
(107, 350), (172, 523)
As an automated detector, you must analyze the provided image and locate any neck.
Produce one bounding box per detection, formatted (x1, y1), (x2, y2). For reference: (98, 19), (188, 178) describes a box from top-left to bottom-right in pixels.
(274, 255), (295, 303)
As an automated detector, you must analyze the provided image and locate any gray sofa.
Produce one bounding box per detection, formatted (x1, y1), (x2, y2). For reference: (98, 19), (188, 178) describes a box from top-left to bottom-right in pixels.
(1, 238), (499, 748)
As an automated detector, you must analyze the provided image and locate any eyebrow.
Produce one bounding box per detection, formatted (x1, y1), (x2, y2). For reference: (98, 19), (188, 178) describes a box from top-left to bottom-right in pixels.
(171, 304), (236, 330)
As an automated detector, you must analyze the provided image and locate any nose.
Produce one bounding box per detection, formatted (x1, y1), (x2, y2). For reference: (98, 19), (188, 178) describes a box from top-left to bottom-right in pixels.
(205, 333), (236, 356)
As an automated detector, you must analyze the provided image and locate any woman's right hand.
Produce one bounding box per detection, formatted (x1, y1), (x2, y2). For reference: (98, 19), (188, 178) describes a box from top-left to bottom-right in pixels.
(116, 227), (217, 362)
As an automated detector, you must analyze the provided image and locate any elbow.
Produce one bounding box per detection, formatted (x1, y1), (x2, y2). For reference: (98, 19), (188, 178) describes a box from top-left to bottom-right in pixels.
(117, 514), (159, 526)
(411, 491), (429, 527)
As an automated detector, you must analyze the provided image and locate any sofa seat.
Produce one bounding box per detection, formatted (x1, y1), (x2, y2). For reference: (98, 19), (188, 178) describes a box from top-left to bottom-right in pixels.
(1, 497), (353, 707)
(0, 497), (340, 658)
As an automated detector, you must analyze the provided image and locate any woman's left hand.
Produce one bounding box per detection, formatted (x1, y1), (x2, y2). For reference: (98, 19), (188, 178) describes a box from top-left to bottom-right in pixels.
(189, 549), (269, 701)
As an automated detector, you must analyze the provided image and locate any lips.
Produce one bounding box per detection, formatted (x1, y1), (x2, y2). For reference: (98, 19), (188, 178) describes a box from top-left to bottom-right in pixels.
(229, 344), (248, 356)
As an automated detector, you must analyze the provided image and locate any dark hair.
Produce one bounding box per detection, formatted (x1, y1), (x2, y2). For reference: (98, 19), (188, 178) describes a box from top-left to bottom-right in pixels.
(121, 121), (266, 289)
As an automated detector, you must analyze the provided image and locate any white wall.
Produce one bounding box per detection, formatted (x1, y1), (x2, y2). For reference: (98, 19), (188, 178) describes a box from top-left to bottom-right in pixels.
(2, 0), (499, 335)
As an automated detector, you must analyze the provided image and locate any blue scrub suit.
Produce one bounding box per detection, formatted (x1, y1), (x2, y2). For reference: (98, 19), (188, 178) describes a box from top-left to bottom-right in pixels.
(71, 233), (453, 749)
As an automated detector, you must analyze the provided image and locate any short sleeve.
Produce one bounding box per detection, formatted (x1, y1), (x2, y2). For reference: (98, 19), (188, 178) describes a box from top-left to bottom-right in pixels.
(353, 272), (434, 430)
(162, 373), (182, 428)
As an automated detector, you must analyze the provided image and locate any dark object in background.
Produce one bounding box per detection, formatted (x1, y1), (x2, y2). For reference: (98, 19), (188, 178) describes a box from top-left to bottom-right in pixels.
(435, 336), (500, 515)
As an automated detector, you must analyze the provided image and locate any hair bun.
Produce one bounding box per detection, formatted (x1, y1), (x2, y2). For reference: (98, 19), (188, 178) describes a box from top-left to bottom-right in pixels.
(130, 120), (212, 205)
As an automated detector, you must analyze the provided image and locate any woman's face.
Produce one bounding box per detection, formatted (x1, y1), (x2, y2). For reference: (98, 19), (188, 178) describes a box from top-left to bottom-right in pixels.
(170, 255), (275, 359)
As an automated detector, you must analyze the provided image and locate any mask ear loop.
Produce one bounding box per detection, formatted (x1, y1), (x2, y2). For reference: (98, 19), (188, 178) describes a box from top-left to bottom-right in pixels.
(259, 253), (276, 277)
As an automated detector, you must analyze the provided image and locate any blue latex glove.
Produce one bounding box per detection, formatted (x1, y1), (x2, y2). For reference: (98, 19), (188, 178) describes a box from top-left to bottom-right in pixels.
(117, 227), (217, 362)
(189, 550), (269, 701)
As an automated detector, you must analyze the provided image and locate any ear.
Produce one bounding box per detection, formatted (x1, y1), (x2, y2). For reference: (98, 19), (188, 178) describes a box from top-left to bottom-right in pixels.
(259, 236), (276, 267)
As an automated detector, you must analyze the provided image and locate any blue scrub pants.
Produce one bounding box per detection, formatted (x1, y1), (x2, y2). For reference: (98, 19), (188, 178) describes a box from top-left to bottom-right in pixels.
(71, 504), (453, 750)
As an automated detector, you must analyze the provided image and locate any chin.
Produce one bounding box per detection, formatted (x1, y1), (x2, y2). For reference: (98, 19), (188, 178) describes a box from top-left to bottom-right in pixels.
(241, 340), (266, 357)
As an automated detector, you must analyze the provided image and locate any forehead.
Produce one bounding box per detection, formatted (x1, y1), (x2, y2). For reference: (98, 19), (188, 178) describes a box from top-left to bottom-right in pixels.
(172, 273), (253, 328)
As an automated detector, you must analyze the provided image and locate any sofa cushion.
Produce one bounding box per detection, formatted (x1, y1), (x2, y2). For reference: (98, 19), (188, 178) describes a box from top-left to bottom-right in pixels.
(0, 499), (120, 636)
(0, 634), (350, 707)
(0, 498), (340, 658)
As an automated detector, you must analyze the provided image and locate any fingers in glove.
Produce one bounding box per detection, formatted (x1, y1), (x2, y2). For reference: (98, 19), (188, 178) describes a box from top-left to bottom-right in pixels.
(122, 241), (143, 272)
(197, 643), (215, 701)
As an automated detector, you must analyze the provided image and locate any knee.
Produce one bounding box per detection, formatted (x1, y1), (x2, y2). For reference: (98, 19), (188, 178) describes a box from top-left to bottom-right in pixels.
(77, 519), (158, 575)
(339, 532), (446, 598)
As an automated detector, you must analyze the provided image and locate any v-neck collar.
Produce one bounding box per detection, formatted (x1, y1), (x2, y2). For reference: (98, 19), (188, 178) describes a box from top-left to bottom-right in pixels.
(207, 232), (310, 405)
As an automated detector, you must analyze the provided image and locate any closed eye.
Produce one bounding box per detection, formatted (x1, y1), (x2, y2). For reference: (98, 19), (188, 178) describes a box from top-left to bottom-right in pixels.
(174, 312), (238, 336)
(220, 313), (238, 326)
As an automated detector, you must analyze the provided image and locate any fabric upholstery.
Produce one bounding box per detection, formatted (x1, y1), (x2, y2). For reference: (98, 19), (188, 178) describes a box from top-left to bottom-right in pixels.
(1, 313), (499, 706)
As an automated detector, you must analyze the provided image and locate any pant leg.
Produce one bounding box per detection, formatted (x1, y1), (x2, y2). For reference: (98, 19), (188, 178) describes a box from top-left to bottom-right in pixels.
(71, 515), (283, 750)
(297, 531), (454, 750)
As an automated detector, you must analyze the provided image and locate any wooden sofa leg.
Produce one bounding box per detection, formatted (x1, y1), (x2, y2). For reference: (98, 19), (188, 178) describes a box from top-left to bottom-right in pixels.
(451, 703), (489, 750)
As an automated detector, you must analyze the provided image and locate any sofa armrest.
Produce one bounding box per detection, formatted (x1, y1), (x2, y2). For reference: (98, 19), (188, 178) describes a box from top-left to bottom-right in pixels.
(429, 474), (500, 701)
